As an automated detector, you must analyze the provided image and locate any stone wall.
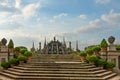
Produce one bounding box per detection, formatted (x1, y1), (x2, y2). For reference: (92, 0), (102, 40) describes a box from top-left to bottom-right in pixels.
(100, 51), (120, 73)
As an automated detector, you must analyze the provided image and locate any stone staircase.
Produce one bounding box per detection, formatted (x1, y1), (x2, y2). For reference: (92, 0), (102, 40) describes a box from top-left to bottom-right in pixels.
(0, 54), (117, 80)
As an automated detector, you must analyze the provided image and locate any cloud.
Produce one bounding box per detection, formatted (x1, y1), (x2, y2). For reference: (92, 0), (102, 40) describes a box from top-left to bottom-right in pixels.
(0, 0), (9, 6)
(73, 19), (103, 34)
(49, 13), (68, 23)
(95, 0), (111, 4)
(101, 10), (120, 26)
(15, 0), (21, 9)
(78, 14), (87, 19)
(22, 3), (40, 19)
(0, 5), (18, 13)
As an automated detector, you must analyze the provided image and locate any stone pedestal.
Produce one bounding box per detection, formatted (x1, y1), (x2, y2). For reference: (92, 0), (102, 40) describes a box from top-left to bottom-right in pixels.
(108, 44), (116, 51)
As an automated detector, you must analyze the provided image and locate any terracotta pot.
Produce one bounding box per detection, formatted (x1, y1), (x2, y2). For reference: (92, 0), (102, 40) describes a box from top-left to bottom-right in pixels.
(8, 48), (14, 53)
(10, 64), (15, 68)
(19, 61), (24, 65)
(94, 50), (99, 55)
(107, 68), (113, 71)
(101, 47), (107, 51)
(87, 54), (93, 56)
(27, 56), (32, 60)
(89, 61), (95, 65)
(3, 67), (8, 70)
(98, 65), (104, 69)
(80, 56), (86, 62)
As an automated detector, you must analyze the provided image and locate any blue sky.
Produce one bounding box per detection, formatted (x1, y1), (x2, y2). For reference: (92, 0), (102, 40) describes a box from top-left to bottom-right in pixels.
(0, 0), (120, 50)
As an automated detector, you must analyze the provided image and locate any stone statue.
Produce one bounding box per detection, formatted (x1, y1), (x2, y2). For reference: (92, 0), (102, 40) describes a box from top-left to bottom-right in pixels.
(1, 38), (7, 46)
(108, 36), (115, 44)
(108, 36), (116, 51)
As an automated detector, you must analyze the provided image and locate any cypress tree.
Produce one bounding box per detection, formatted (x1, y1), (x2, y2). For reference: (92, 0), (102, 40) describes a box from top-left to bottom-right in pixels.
(8, 39), (14, 48)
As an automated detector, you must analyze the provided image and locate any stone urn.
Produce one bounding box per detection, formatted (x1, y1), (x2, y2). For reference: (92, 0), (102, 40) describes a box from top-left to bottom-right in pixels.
(108, 36), (115, 44)
(1, 38), (7, 46)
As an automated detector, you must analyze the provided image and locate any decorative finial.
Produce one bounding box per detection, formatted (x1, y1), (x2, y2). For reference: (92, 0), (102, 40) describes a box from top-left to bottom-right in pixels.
(108, 36), (115, 44)
(54, 37), (56, 41)
(1, 38), (7, 46)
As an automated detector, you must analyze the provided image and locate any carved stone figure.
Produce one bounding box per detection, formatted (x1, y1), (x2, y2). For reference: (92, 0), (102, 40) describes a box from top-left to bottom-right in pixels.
(108, 36), (115, 44)
(1, 38), (7, 46)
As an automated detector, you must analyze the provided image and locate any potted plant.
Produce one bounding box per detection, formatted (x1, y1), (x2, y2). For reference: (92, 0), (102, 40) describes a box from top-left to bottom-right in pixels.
(79, 52), (87, 62)
(105, 62), (115, 71)
(17, 55), (26, 65)
(86, 49), (93, 56)
(100, 39), (108, 51)
(96, 59), (106, 69)
(92, 46), (101, 55)
(24, 51), (33, 60)
(86, 55), (98, 65)
(20, 48), (27, 55)
(9, 58), (18, 67)
(1, 62), (10, 69)
(8, 39), (14, 53)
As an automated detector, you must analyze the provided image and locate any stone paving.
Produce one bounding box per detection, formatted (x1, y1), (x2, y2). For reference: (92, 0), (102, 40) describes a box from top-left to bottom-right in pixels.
(109, 74), (120, 80)
(0, 74), (120, 80)
(0, 75), (12, 80)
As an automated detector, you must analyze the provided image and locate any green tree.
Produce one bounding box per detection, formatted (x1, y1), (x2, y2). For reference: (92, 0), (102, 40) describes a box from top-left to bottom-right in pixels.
(8, 39), (14, 48)
(14, 46), (28, 52)
(100, 38), (108, 48)
(116, 44), (120, 50)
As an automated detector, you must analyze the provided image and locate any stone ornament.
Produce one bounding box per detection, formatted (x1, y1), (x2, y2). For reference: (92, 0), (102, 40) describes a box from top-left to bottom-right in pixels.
(1, 38), (7, 46)
(108, 36), (115, 44)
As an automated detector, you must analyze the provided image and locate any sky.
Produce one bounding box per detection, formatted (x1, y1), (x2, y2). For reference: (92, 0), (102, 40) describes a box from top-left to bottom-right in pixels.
(0, 0), (120, 50)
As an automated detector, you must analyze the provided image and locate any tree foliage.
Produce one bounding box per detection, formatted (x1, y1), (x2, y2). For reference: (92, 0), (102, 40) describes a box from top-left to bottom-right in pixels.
(8, 39), (14, 48)
(116, 44), (120, 51)
(100, 38), (108, 48)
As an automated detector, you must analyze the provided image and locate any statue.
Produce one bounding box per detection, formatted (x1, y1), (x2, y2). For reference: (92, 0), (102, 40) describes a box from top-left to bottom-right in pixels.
(1, 38), (7, 46)
(108, 36), (115, 44)
(108, 36), (116, 51)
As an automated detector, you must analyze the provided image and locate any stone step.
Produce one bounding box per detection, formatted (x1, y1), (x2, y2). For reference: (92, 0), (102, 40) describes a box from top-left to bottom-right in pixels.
(9, 67), (103, 72)
(2, 70), (112, 77)
(7, 68), (106, 74)
(18, 65), (95, 69)
(30, 60), (81, 62)
(0, 54), (117, 80)
(31, 54), (81, 62)
(13, 66), (101, 71)
(27, 62), (90, 66)
(0, 70), (117, 80)
(103, 73), (117, 79)
(0, 73), (106, 80)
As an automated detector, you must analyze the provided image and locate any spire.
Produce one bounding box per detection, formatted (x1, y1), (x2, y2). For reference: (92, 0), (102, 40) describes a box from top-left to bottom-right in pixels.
(44, 37), (46, 48)
(39, 42), (41, 51)
(54, 36), (56, 41)
(69, 41), (71, 49)
(32, 42), (35, 48)
(31, 42), (35, 52)
(63, 37), (66, 47)
(76, 40), (78, 51)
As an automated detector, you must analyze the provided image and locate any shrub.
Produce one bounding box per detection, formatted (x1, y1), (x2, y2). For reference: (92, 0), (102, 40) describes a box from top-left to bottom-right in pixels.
(86, 49), (93, 55)
(17, 55), (26, 61)
(92, 46), (101, 51)
(116, 45), (120, 51)
(24, 51), (32, 57)
(9, 58), (18, 65)
(8, 39), (14, 48)
(20, 49), (27, 54)
(1, 62), (10, 69)
(96, 59), (106, 66)
(105, 62), (115, 68)
(79, 52), (87, 56)
(86, 56), (98, 62)
(100, 39), (108, 48)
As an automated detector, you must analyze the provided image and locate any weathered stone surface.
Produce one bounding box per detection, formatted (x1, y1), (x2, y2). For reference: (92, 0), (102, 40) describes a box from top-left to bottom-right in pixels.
(0, 54), (117, 80)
